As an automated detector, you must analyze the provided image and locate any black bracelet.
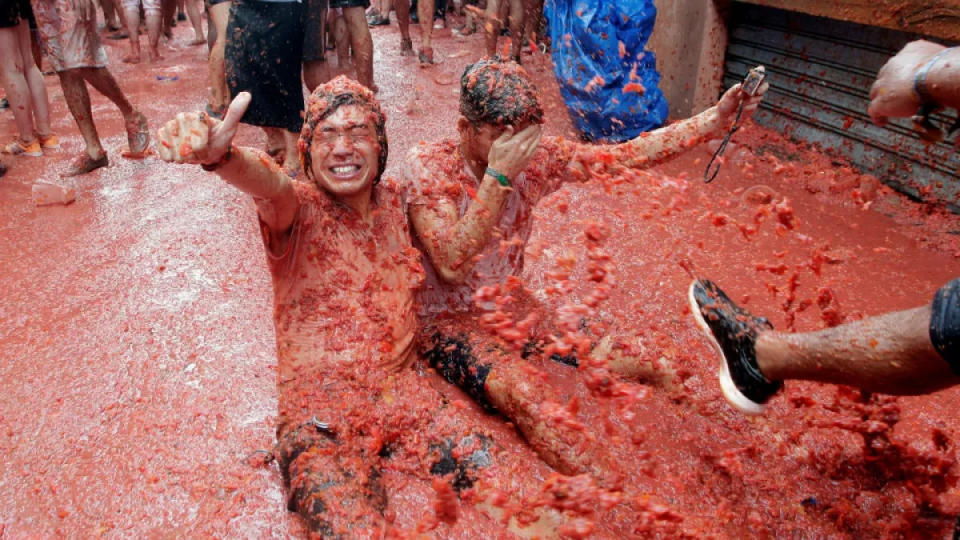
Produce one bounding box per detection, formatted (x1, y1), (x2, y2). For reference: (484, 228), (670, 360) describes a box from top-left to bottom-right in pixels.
(201, 146), (234, 171)
(914, 47), (956, 107)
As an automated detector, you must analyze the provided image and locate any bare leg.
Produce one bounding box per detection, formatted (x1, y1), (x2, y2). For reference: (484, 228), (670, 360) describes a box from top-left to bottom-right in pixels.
(276, 426), (386, 537)
(507, 0), (522, 61)
(303, 60), (331, 94)
(418, 0), (435, 57)
(332, 12), (350, 68)
(756, 306), (958, 395)
(58, 69), (104, 159)
(161, 0), (176, 38)
(482, 0), (499, 57)
(185, 0), (204, 43)
(282, 130), (300, 170)
(522, 0), (540, 45)
(144, 7), (164, 61)
(483, 362), (621, 485)
(80, 67), (135, 118)
(0, 23), (39, 143)
(341, 6), (374, 90)
(395, 0), (412, 54)
(427, 335), (621, 486)
(207, 1), (230, 110)
(101, 0), (123, 28)
(30, 27), (43, 70)
(123, 4), (142, 63)
(18, 22), (51, 136)
(264, 127), (284, 158)
(80, 66), (150, 154)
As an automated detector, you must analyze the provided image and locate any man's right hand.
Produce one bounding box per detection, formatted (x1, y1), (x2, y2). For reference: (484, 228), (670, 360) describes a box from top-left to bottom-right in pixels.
(157, 92), (251, 165)
(487, 124), (543, 181)
(868, 40), (946, 126)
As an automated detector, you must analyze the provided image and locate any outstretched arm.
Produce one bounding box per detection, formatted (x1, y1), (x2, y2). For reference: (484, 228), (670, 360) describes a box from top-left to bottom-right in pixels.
(156, 92), (299, 234)
(409, 125), (541, 284)
(569, 80), (768, 175)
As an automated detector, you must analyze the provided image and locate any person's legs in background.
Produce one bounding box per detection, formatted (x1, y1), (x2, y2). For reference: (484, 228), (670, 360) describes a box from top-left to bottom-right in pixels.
(367, 0), (390, 25)
(330, 9), (351, 68)
(338, 5), (374, 90)
(0, 19), (47, 156)
(183, 0), (205, 43)
(123, 0), (163, 62)
(416, 0), (434, 63)
(142, 0), (164, 60)
(100, 0), (124, 30)
(121, 0), (143, 62)
(505, 0), (521, 61)
(432, 0), (445, 29)
(394, 0), (411, 55)
(302, 0), (330, 93)
(57, 69), (108, 171)
(79, 66), (149, 156)
(482, 0), (499, 57)
(521, 0), (540, 49)
(161, 0), (176, 38)
(206, 0), (231, 114)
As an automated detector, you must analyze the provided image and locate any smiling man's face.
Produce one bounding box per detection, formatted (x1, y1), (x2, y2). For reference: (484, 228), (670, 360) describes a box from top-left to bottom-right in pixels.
(309, 105), (381, 198)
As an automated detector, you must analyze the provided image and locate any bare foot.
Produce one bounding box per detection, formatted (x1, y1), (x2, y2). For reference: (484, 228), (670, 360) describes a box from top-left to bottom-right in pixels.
(147, 48), (164, 63)
(189, 36), (205, 45)
(122, 54), (141, 64)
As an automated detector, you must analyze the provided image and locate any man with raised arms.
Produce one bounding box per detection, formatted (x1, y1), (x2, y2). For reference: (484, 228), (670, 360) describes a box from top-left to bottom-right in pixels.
(157, 77), (425, 535)
(155, 76), (577, 537)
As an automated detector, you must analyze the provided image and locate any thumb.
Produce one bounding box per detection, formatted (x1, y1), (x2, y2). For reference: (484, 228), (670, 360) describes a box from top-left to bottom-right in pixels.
(867, 99), (888, 126)
(219, 92), (251, 133)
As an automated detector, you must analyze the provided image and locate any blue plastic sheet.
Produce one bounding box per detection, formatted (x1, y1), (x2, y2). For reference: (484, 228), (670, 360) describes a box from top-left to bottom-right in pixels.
(545, 0), (668, 142)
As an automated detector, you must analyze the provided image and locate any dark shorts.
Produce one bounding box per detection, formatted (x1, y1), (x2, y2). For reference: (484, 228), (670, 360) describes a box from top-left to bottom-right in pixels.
(329, 0), (369, 9)
(302, 0), (327, 63)
(931, 277), (960, 373)
(225, 0), (305, 132)
(422, 332), (495, 410)
(0, 0), (30, 28)
(208, 0), (230, 5)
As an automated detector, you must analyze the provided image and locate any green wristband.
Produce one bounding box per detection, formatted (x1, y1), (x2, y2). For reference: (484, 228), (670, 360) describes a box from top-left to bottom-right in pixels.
(485, 167), (511, 187)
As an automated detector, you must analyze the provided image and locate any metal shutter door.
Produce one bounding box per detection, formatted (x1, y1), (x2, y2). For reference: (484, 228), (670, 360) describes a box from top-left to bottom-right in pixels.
(724, 3), (960, 211)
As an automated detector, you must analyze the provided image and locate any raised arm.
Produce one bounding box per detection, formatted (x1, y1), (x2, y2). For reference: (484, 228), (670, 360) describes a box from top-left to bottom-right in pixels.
(408, 125), (541, 284)
(156, 93), (299, 234)
(868, 40), (960, 125)
(569, 80), (768, 174)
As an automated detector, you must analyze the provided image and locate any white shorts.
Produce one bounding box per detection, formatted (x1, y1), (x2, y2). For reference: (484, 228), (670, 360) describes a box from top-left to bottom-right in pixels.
(121, 0), (162, 12)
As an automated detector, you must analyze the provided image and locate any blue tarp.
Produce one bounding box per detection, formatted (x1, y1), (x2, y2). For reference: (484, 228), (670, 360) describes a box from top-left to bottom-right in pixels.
(545, 0), (668, 142)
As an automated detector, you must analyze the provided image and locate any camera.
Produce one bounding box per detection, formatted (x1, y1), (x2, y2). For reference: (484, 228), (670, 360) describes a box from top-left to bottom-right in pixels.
(742, 66), (766, 96)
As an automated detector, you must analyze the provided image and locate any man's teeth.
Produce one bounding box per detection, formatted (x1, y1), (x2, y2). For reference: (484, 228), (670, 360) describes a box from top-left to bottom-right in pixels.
(332, 165), (359, 174)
